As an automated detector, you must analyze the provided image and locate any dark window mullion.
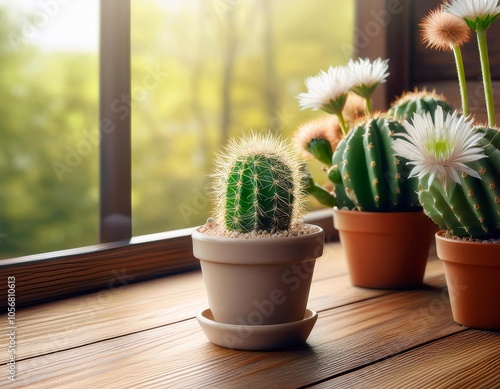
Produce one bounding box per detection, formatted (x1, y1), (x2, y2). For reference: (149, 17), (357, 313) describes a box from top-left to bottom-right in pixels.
(99, 0), (132, 242)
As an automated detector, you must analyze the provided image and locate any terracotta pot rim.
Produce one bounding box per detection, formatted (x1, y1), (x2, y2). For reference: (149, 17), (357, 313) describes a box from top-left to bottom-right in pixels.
(436, 230), (500, 266)
(333, 207), (434, 234)
(333, 207), (423, 216)
(192, 224), (324, 265)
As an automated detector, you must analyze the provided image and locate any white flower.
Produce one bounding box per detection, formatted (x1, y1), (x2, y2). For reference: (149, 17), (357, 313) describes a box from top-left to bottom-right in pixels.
(297, 66), (353, 114)
(445, 0), (500, 30)
(392, 106), (487, 188)
(347, 58), (389, 98)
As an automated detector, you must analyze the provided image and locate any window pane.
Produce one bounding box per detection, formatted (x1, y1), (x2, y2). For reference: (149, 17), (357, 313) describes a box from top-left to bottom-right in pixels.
(0, 1), (99, 259)
(131, 0), (355, 235)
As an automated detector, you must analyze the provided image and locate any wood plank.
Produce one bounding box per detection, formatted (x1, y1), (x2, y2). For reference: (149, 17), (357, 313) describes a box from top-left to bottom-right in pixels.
(318, 330), (500, 388)
(6, 285), (462, 388)
(5, 245), (344, 363)
(0, 229), (199, 311)
(0, 244), (443, 364)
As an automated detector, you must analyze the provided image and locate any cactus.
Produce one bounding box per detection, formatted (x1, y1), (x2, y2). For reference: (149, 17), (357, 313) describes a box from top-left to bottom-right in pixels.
(389, 89), (454, 123)
(296, 89), (454, 212)
(297, 115), (422, 211)
(333, 116), (421, 211)
(417, 127), (500, 239)
(213, 133), (304, 233)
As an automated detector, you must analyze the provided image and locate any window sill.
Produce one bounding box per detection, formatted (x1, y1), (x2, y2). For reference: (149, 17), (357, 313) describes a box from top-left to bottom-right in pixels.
(3, 241), (499, 387)
(0, 209), (337, 310)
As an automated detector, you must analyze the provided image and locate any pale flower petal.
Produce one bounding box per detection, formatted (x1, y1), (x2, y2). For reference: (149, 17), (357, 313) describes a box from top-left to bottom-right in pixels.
(445, 0), (500, 29)
(392, 106), (487, 188)
(347, 58), (389, 98)
(445, 0), (500, 19)
(297, 66), (353, 112)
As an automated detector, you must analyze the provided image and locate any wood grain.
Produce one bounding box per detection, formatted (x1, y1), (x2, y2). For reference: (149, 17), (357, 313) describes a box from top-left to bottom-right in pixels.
(6, 281), (462, 389)
(0, 229), (199, 311)
(2, 225), (463, 389)
(1, 240), (494, 389)
(6, 245), (346, 363)
(0, 244), (443, 365)
(319, 330), (500, 389)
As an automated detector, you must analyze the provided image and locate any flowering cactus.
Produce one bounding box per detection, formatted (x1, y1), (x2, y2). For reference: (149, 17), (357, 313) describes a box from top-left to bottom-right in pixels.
(390, 1), (500, 240)
(393, 107), (500, 239)
(212, 133), (304, 233)
(295, 58), (460, 213)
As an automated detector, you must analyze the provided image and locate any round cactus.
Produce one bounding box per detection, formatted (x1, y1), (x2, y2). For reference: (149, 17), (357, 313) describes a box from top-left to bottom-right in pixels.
(389, 89), (454, 123)
(418, 127), (500, 239)
(213, 133), (304, 233)
(330, 116), (421, 212)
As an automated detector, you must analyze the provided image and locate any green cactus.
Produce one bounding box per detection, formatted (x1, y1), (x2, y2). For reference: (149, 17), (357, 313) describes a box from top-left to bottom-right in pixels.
(333, 116), (420, 211)
(297, 90), (454, 211)
(389, 89), (454, 123)
(299, 116), (421, 211)
(418, 127), (500, 239)
(213, 133), (304, 233)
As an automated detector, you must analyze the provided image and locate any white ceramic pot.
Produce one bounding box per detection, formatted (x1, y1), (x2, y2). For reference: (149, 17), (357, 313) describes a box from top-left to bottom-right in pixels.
(192, 225), (324, 325)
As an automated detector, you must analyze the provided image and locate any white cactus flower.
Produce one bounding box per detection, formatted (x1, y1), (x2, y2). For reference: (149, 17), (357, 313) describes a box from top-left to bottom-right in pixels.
(392, 106), (487, 189)
(445, 0), (500, 30)
(297, 65), (353, 114)
(347, 57), (390, 98)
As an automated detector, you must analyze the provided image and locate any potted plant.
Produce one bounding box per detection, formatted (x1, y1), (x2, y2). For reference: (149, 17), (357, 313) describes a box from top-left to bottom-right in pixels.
(294, 58), (446, 289)
(192, 133), (324, 349)
(392, 0), (500, 330)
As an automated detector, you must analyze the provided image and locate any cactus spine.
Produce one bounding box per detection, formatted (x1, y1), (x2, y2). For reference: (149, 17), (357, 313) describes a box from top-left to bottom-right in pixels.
(214, 133), (304, 233)
(333, 116), (420, 211)
(389, 90), (454, 122)
(418, 127), (500, 239)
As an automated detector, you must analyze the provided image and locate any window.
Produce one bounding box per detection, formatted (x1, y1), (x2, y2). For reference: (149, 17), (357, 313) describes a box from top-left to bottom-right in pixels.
(0, 0), (361, 309)
(130, 0), (355, 236)
(0, 1), (99, 259)
(1, 0), (354, 259)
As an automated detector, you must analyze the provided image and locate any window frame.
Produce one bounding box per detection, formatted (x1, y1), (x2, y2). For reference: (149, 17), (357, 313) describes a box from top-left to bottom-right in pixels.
(100, 0), (132, 243)
(0, 0), (406, 310)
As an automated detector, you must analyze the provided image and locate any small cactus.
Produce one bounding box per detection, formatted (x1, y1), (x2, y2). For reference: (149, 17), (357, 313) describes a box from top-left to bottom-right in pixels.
(389, 89), (454, 123)
(213, 133), (304, 233)
(418, 126), (500, 239)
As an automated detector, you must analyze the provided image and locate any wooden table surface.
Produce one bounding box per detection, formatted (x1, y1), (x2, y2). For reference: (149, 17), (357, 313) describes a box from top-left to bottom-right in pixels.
(3, 242), (500, 388)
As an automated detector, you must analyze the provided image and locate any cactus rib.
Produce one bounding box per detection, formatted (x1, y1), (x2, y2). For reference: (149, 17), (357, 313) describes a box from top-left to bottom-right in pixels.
(214, 133), (304, 233)
(417, 127), (500, 239)
(338, 116), (420, 212)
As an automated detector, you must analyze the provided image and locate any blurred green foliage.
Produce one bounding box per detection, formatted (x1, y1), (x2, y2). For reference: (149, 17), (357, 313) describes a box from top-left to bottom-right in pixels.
(0, 0), (353, 259)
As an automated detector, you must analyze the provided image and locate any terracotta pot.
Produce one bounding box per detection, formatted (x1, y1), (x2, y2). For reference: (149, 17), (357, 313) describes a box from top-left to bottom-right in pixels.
(192, 225), (324, 325)
(436, 231), (500, 331)
(333, 209), (436, 289)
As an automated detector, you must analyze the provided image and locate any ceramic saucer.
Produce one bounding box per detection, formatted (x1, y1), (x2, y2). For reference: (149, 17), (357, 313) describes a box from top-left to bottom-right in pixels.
(196, 308), (317, 351)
